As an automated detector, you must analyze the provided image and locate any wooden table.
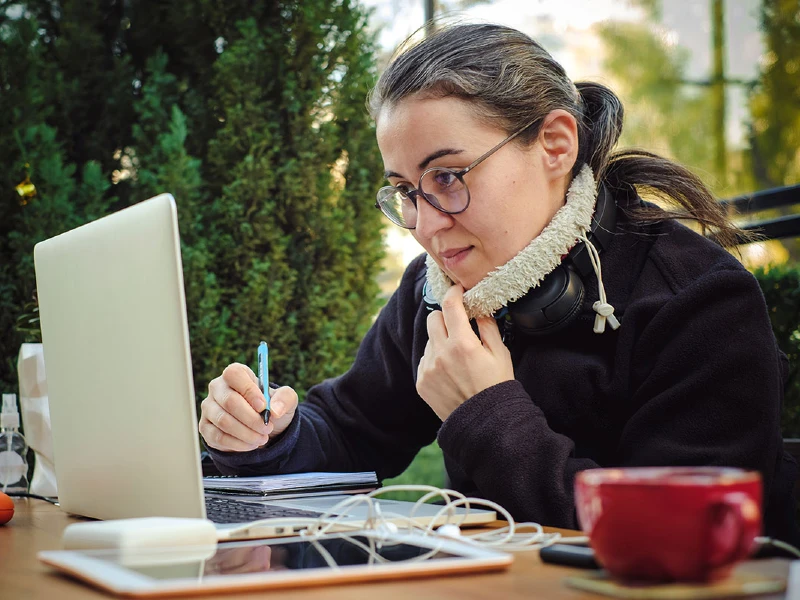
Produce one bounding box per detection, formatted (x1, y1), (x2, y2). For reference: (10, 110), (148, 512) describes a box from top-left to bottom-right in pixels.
(0, 498), (791, 599)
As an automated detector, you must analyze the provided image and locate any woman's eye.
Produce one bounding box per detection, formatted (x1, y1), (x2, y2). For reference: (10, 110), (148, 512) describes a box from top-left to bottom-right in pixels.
(433, 171), (456, 187)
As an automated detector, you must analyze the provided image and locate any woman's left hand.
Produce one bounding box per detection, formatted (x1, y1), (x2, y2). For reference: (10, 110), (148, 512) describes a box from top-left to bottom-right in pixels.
(417, 284), (515, 420)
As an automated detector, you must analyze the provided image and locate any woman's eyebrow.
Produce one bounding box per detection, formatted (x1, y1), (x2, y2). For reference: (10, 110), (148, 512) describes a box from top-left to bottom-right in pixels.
(418, 148), (464, 171)
(383, 148), (466, 181)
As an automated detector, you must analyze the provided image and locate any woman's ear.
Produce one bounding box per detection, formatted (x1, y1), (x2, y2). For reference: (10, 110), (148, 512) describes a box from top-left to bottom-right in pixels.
(537, 109), (579, 180)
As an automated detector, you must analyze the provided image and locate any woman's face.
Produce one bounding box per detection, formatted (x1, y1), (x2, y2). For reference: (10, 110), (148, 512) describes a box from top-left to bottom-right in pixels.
(376, 95), (570, 290)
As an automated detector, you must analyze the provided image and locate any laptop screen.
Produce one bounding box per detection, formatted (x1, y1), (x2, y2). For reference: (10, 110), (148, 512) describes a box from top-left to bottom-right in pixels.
(34, 195), (206, 521)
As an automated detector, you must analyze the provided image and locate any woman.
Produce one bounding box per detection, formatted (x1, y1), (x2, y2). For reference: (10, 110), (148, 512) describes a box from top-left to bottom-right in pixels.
(199, 23), (798, 541)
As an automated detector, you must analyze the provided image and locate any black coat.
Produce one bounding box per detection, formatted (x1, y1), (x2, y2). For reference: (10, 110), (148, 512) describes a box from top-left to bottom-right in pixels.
(209, 201), (799, 543)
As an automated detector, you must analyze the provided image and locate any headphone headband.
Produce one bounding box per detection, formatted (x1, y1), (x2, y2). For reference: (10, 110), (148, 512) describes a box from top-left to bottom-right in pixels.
(568, 183), (616, 277)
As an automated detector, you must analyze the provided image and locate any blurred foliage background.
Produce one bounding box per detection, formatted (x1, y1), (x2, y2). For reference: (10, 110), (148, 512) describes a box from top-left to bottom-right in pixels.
(756, 265), (800, 437)
(1, 0), (799, 496)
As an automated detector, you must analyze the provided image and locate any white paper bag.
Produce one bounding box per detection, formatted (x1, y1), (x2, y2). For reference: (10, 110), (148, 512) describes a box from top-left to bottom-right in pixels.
(18, 343), (58, 497)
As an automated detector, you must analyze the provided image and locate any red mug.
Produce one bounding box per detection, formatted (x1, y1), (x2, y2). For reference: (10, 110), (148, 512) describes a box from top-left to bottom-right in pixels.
(574, 466), (762, 582)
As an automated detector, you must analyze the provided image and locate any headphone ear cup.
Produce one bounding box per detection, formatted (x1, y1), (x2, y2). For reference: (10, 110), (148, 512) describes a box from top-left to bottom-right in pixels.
(507, 264), (585, 335)
(421, 280), (442, 312)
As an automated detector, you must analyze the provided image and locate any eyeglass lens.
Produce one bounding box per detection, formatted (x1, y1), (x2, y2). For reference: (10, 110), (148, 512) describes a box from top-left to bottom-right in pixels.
(377, 168), (469, 229)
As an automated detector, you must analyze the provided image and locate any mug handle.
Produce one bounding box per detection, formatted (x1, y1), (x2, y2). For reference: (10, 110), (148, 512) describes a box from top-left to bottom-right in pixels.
(707, 492), (761, 568)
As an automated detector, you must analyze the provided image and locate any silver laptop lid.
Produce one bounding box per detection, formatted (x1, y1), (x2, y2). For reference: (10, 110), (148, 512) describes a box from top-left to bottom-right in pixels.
(34, 194), (206, 520)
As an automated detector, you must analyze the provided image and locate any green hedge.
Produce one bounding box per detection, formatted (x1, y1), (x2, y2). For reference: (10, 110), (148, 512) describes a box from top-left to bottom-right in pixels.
(753, 265), (800, 437)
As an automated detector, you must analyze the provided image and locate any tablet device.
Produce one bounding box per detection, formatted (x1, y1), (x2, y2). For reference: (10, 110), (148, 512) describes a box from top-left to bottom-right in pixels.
(39, 531), (513, 596)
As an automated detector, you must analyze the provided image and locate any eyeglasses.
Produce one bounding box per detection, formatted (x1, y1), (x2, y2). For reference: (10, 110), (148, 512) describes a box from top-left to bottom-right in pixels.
(375, 118), (539, 229)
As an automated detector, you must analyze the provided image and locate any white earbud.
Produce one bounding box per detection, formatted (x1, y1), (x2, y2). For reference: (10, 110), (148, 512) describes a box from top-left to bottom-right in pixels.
(375, 522), (399, 536)
(437, 523), (462, 538)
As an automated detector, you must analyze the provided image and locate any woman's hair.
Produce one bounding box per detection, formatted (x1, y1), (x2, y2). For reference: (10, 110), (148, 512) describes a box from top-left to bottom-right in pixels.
(367, 23), (745, 247)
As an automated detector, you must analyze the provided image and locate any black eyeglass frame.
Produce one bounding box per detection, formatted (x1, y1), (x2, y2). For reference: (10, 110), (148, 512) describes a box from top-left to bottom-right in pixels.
(375, 117), (540, 229)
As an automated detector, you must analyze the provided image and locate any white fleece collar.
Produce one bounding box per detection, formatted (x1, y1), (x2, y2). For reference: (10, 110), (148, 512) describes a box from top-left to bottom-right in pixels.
(425, 164), (597, 320)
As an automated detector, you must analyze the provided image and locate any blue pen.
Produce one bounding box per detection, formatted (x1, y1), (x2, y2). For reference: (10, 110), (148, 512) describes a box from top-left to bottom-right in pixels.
(257, 341), (270, 424)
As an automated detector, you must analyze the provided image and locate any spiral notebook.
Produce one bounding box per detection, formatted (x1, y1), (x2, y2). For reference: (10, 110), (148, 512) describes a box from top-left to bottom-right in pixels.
(203, 471), (379, 499)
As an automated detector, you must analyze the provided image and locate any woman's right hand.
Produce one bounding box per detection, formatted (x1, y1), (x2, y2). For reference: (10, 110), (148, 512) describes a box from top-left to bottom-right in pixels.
(199, 363), (298, 452)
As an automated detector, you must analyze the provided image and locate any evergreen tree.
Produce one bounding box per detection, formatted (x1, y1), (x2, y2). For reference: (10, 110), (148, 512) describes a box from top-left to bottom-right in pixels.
(0, 10), (116, 390)
(23, 0), (136, 176)
(130, 50), (217, 401)
(0, 1), (385, 409)
(202, 6), (385, 395)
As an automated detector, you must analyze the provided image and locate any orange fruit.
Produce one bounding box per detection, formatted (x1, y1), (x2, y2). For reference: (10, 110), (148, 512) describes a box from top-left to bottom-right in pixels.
(0, 492), (14, 525)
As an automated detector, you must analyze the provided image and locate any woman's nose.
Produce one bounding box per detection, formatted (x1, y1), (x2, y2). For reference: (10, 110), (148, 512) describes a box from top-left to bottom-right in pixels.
(414, 194), (454, 239)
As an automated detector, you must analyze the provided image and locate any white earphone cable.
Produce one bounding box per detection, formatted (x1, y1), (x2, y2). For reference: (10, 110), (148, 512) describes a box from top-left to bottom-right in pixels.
(578, 233), (620, 334)
(225, 484), (569, 555)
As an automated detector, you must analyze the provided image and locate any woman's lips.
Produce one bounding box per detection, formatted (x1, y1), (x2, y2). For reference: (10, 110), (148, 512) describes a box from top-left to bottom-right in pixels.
(440, 246), (473, 271)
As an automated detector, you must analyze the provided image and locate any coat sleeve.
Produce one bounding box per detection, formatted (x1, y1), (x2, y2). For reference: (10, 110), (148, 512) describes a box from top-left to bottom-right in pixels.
(437, 267), (784, 529)
(207, 255), (441, 478)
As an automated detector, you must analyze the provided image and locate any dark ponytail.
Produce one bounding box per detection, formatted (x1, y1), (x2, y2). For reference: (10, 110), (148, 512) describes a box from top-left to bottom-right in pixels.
(604, 150), (744, 246)
(574, 81), (745, 247)
(574, 82), (624, 178)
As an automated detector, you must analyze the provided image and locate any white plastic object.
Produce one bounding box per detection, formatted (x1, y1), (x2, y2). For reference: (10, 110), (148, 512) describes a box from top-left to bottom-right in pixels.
(437, 523), (462, 538)
(62, 517), (218, 551)
(1, 394), (19, 429)
(18, 343), (57, 497)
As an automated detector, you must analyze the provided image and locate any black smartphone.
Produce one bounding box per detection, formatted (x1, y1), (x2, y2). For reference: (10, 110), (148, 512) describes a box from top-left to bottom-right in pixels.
(538, 544), (599, 569)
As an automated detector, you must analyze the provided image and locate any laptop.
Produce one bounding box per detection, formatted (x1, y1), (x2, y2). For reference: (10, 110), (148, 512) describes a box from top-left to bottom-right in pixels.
(33, 194), (495, 540)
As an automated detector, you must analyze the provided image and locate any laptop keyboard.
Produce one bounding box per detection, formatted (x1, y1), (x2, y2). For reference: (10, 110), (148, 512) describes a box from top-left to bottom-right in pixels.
(205, 496), (324, 524)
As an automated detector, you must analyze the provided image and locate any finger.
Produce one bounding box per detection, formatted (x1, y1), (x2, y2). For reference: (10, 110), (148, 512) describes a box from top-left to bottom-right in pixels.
(208, 379), (270, 435)
(422, 338), (433, 362)
(417, 339), (432, 377)
(222, 363), (266, 412)
(205, 397), (271, 445)
(198, 414), (265, 452)
(476, 317), (504, 352)
(440, 284), (473, 339)
(199, 421), (256, 452)
(426, 310), (447, 348)
(268, 387), (298, 420)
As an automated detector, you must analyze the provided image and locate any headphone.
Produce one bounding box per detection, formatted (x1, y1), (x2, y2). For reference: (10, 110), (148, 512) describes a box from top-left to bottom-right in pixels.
(422, 182), (617, 336)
